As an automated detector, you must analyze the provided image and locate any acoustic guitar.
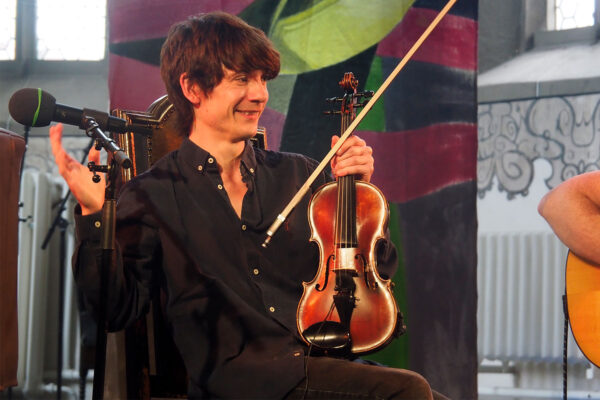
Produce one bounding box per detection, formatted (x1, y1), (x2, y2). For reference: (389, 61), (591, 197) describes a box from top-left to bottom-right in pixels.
(565, 250), (600, 367)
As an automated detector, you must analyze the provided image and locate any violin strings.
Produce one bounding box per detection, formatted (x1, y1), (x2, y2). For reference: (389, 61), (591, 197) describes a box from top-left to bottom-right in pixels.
(341, 107), (349, 249)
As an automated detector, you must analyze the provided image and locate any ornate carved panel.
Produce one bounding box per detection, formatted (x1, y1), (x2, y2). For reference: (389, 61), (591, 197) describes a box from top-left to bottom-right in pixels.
(478, 94), (600, 198)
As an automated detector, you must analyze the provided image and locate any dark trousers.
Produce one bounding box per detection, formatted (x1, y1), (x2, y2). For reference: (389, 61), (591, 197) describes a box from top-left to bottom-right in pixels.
(283, 357), (448, 400)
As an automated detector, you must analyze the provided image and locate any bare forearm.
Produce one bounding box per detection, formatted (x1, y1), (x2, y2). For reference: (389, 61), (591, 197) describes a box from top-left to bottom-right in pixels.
(539, 171), (600, 263)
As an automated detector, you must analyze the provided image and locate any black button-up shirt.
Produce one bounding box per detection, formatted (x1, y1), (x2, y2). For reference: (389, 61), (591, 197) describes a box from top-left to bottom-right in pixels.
(74, 138), (398, 399)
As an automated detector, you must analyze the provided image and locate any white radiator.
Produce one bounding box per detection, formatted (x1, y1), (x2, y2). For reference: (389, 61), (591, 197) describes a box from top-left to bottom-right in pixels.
(477, 230), (587, 363)
(17, 169), (83, 398)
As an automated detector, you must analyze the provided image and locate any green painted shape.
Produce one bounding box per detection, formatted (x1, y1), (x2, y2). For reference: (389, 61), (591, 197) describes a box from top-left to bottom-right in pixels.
(238, 0), (279, 35)
(363, 202), (409, 368)
(267, 74), (297, 115)
(269, 0), (414, 75)
(358, 55), (385, 132)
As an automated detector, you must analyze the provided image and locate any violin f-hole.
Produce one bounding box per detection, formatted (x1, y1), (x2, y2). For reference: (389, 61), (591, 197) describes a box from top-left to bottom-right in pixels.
(316, 254), (335, 292)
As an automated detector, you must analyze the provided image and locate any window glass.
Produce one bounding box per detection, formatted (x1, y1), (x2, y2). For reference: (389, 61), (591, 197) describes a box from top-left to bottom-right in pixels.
(0, 0), (17, 60)
(555, 0), (595, 29)
(36, 0), (107, 60)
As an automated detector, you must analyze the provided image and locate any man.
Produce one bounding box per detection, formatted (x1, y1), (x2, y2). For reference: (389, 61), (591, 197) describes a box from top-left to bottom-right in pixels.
(51, 12), (437, 399)
(539, 171), (600, 264)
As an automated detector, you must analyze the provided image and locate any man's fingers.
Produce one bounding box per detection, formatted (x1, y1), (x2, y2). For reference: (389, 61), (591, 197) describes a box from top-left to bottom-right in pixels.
(49, 124), (75, 175)
(335, 137), (368, 159)
(331, 135), (340, 148)
(49, 124), (64, 157)
(88, 145), (100, 164)
(329, 134), (374, 182)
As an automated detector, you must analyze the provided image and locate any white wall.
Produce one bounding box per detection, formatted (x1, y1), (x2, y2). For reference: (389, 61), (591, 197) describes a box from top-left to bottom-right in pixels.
(478, 158), (554, 234)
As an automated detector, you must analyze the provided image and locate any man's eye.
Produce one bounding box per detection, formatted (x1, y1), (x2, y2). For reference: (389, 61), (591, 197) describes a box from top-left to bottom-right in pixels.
(236, 76), (248, 82)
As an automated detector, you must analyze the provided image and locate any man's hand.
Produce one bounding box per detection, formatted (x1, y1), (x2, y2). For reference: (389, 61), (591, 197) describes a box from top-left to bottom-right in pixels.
(49, 123), (105, 215)
(330, 135), (374, 182)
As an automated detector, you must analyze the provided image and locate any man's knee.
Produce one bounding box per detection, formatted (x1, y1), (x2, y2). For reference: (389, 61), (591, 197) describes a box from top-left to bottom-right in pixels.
(393, 369), (432, 400)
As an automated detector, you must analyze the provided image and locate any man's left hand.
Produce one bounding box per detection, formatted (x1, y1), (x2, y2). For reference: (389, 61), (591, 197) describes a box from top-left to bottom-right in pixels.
(330, 135), (374, 182)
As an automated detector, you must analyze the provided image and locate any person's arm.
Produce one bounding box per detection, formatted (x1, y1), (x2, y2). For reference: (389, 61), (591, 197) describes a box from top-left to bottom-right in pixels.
(50, 122), (156, 330)
(72, 199), (159, 331)
(539, 171), (600, 264)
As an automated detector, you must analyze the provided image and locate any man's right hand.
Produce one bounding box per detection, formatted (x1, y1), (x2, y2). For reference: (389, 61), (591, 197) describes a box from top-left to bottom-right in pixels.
(50, 123), (105, 215)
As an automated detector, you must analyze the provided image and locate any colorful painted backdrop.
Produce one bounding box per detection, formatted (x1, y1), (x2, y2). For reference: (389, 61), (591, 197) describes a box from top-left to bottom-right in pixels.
(108, 1), (478, 398)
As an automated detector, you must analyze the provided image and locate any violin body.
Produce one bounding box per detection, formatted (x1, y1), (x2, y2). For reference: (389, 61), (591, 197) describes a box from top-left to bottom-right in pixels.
(296, 72), (400, 356)
(297, 180), (399, 355)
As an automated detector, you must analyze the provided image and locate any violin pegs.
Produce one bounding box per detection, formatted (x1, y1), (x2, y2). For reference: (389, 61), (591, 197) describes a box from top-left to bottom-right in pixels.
(355, 91), (374, 99)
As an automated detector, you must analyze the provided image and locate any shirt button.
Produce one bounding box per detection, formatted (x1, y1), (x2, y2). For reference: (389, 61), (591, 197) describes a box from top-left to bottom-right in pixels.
(241, 224), (247, 231)
(249, 168), (254, 174)
(269, 306), (275, 313)
(217, 184), (223, 190)
(208, 157), (214, 164)
(197, 165), (203, 171)
(94, 221), (101, 228)
(253, 268), (259, 275)
(293, 351), (301, 357)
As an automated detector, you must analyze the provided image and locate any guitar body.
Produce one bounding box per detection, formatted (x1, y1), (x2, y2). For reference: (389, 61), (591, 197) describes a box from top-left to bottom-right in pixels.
(566, 250), (600, 367)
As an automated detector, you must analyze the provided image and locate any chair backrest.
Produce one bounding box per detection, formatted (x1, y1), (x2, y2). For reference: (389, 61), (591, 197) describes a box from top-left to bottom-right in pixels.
(107, 96), (188, 399)
(0, 129), (26, 390)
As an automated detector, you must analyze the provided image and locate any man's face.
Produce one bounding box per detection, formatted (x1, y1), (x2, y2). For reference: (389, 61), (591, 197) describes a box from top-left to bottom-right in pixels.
(194, 68), (268, 142)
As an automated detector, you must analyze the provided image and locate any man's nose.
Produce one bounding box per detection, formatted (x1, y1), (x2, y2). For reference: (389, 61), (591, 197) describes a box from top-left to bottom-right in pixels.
(248, 79), (268, 103)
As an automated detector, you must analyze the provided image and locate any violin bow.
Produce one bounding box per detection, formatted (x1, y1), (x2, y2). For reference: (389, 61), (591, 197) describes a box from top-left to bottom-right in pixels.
(262, 0), (458, 247)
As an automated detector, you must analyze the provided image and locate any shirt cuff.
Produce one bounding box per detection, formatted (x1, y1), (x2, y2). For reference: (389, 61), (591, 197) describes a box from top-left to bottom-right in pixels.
(74, 204), (103, 242)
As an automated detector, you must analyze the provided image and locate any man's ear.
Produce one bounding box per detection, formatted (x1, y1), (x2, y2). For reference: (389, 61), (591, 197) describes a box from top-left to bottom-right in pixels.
(179, 73), (202, 105)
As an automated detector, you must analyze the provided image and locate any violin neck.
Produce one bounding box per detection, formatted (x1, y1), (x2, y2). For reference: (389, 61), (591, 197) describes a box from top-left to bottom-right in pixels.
(335, 73), (360, 249)
(336, 104), (358, 248)
(336, 174), (358, 248)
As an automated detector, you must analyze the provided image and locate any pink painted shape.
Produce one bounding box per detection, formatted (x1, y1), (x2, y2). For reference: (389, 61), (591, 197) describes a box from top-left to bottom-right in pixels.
(358, 123), (477, 203)
(376, 7), (477, 71)
(109, 54), (166, 111)
(109, 0), (254, 43)
(258, 107), (286, 151)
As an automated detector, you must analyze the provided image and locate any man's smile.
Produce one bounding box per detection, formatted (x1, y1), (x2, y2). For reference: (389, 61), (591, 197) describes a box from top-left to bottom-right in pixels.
(236, 109), (262, 118)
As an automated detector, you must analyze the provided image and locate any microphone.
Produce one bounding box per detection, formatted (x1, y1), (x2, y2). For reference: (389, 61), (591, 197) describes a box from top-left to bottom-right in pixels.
(8, 88), (153, 135)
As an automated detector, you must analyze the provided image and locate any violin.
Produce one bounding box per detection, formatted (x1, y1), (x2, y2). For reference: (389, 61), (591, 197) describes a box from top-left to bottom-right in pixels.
(260, 0), (457, 355)
(296, 73), (400, 356)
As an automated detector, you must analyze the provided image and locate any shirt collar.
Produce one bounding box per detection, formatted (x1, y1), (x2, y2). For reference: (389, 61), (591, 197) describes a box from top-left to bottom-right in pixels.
(178, 137), (257, 175)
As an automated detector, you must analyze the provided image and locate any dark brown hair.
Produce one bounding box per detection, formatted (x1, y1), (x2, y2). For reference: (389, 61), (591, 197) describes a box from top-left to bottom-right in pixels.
(160, 12), (280, 136)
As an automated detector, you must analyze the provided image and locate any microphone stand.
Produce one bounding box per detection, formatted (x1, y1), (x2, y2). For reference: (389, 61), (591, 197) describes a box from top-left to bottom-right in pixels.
(18, 125), (30, 184)
(41, 138), (94, 400)
(79, 117), (131, 400)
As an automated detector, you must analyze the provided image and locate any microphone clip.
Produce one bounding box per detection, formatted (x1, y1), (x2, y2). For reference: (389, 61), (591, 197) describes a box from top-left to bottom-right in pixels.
(87, 161), (109, 183)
